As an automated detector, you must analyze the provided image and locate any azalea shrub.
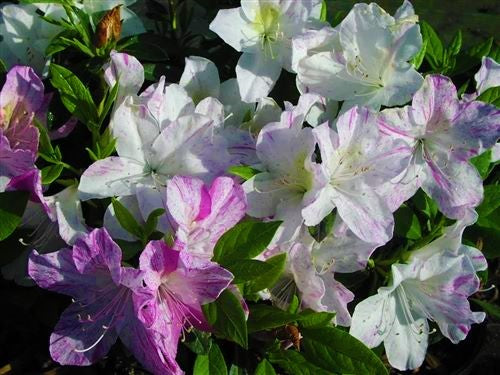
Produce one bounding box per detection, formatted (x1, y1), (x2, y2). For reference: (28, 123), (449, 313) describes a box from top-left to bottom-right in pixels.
(1, 0), (500, 374)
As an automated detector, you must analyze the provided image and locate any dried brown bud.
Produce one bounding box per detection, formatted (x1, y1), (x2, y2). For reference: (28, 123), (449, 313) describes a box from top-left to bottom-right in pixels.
(95, 5), (122, 48)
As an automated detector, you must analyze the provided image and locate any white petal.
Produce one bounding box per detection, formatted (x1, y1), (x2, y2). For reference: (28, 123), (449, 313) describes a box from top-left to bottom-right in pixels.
(179, 56), (220, 103)
(350, 293), (396, 348)
(78, 157), (149, 200)
(236, 53), (282, 102)
(209, 7), (259, 52)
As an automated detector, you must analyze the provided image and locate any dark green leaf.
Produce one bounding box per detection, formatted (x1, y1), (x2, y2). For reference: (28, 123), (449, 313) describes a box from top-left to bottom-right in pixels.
(394, 204), (421, 240)
(41, 164), (64, 184)
(98, 81), (119, 126)
(0, 191), (30, 241)
(464, 224), (500, 259)
(143, 208), (166, 238)
(227, 165), (261, 181)
(447, 30), (462, 57)
(301, 327), (388, 375)
(477, 86), (500, 107)
(115, 239), (143, 260)
(255, 359), (277, 375)
(193, 343), (228, 375)
(308, 209), (335, 242)
(120, 34), (169, 62)
(412, 189), (438, 219)
(421, 21), (444, 69)
(226, 259), (274, 284)
(202, 290), (248, 349)
(111, 198), (143, 239)
(247, 304), (299, 333)
(476, 185), (500, 229)
(411, 39), (427, 69)
(470, 150), (492, 179)
(472, 299), (500, 320)
(49, 64), (98, 125)
(213, 220), (282, 265)
(184, 329), (212, 355)
(269, 350), (330, 375)
(0, 58), (8, 73)
(246, 253), (287, 294)
(297, 310), (335, 329)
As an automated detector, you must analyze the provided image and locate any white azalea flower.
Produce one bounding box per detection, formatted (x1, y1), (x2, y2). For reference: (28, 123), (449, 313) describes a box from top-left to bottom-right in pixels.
(296, 1), (423, 111)
(350, 218), (486, 371)
(210, 0), (323, 102)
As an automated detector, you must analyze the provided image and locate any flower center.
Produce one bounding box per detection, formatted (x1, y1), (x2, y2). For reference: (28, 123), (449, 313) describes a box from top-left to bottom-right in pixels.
(252, 5), (282, 58)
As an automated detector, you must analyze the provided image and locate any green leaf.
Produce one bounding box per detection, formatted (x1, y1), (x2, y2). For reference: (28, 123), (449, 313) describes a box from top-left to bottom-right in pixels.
(287, 295), (300, 314)
(447, 30), (462, 57)
(143, 208), (166, 238)
(411, 39), (427, 69)
(226, 259), (273, 284)
(297, 310), (335, 329)
(394, 204), (422, 240)
(213, 220), (282, 265)
(227, 165), (261, 181)
(246, 253), (287, 294)
(115, 239), (143, 260)
(202, 290), (248, 349)
(464, 224), (500, 259)
(412, 189), (438, 219)
(269, 350), (330, 375)
(111, 198), (144, 240)
(319, 0), (327, 22)
(421, 21), (444, 69)
(120, 34), (169, 62)
(0, 191), (30, 241)
(255, 359), (277, 375)
(193, 343), (228, 375)
(301, 327), (388, 375)
(472, 298), (500, 320)
(98, 81), (119, 126)
(0, 58), (7, 73)
(49, 64), (98, 125)
(477, 86), (500, 107)
(247, 304), (299, 333)
(476, 185), (500, 229)
(184, 329), (213, 355)
(41, 164), (64, 184)
(308, 209), (335, 242)
(470, 150), (492, 179)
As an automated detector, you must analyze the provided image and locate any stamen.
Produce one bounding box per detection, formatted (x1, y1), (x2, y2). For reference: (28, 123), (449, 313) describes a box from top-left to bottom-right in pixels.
(74, 327), (109, 353)
(479, 284), (496, 292)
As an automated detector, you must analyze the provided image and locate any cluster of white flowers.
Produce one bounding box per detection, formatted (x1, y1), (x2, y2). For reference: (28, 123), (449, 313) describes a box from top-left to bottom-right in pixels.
(1, 0), (499, 373)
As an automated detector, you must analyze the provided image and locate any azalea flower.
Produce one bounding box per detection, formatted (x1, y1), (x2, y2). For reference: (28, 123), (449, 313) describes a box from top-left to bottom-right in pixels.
(350, 226), (486, 370)
(178, 55), (282, 165)
(139, 239), (233, 338)
(79, 64), (229, 200)
(302, 106), (410, 244)
(266, 229), (355, 326)
(28, 228), (181, 374)
(296, 1), (423, 111)
(376, 75), (500, 217)
(242, 95), (325, 243)
(210, 0), (323, 102)
(165, 175), (246, 258)
(311, 219), (380, 274)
